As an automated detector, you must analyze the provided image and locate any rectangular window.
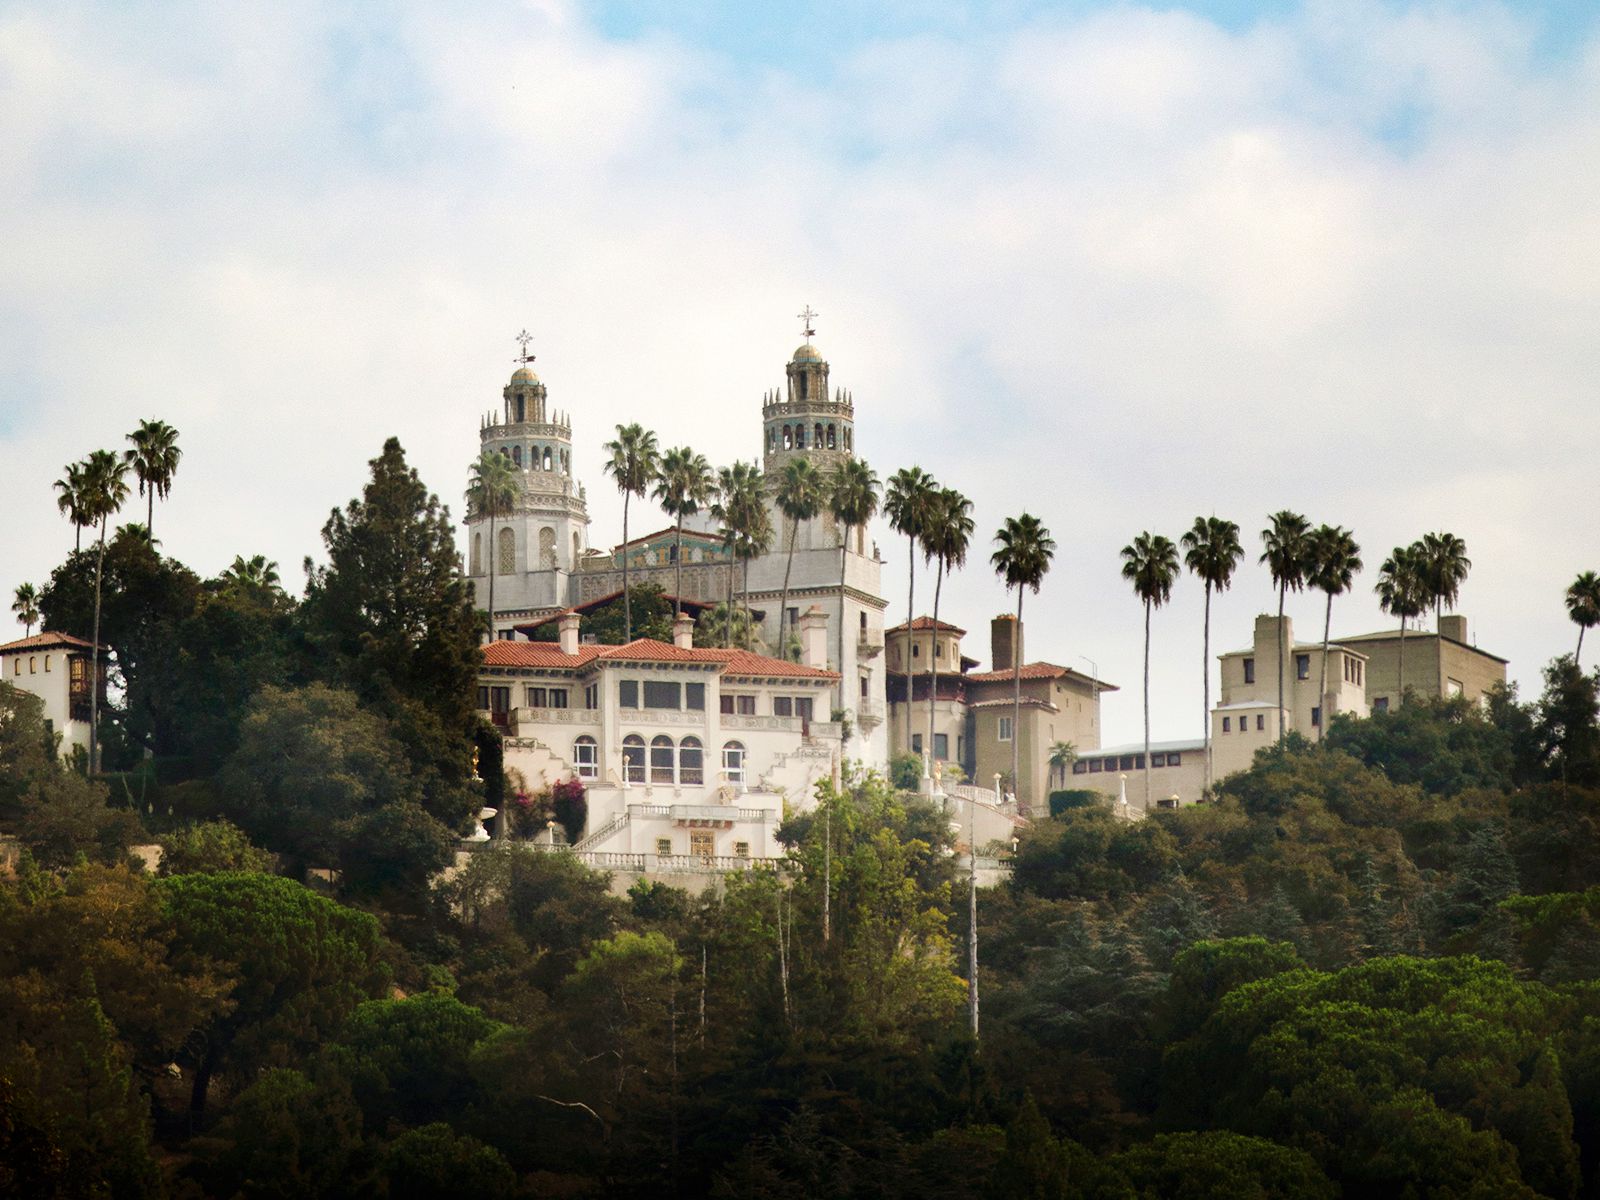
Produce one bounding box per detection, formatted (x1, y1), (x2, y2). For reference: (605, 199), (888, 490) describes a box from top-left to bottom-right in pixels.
(689, 830), (715, 858)
(526, 686), (546, 708)
(957, 736), (964, 761)
(619, 679), (640, 708)
(1243, 657), (1255, 684)
(1168, 752), (1181, 766)
(774, 696), (793, 718)
(737, 694), (756, 715)
(1374, 696), (1389, 714)
(685, 682), (706, 711)
(644, 680), (679, 709)
(734, 841), (750, 859)
(477, 686), (490, 711)
(720, 694), (735, 714)
(573, 739), (598, 779)
(1152, 753), (1166, 767)
(489, 686), (510, 713)
(1087, 758), (1101, 773)
(998, 716), (1013, 742)
(656, 837), (672, 856)
(548, 689), (567, 709)
(1120, 755), (1135, 771)
(1222, 716), (1231, 732)
(1073, 760), (1087, 775)
(1296, 654), (1311, 680)
(912, 643), (921, 658)
(860, 675), (869, 698)
(911, 734), (923, 753)
(1256, 714), (1265, 731)
(934, 733), (949, 759)
(795, 697), (814, 722)
(1135, 754), (1145, 769)
(584, 684), (599, 709)
(1311, 706), (1321, 727)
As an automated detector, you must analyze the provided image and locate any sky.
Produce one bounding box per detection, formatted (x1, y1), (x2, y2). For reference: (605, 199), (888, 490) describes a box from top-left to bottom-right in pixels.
(2, 0), (1598, 748)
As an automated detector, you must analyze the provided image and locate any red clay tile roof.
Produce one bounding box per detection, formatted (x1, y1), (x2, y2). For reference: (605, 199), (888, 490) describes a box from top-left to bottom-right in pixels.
(0, 631), (102, 654)
(887, 616), (967, 635)
(481, 637), (838, 680)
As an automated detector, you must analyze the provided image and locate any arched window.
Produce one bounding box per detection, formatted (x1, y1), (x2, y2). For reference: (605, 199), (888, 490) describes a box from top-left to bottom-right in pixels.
(497, 527), (516, 575)
(539, 527), (557, 569)
(651, 735), (676, 784)
(623, 735), (646, 783)
(827, 424), (836, 449)
(543, 447), (553, 471)
(815, 423), (824, 448)
(722, 741), (746, 787)
(844, 428), (852, 451)
(798, 373), (808, 400)
(783, 425), (792, 449)
(573, 735), (598, 780)
(679, 736), (704, 785)
(572, 532), (581, 565)
(516, 396), (525, 422)
(511, 445), (522, 466)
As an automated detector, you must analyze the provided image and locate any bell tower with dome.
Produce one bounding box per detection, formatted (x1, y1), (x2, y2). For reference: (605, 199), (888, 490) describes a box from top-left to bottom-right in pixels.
(464, 337), (590, 638)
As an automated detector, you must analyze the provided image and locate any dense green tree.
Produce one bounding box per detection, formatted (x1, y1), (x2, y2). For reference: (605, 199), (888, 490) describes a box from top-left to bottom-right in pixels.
(301, 438), (480, 830)
(602, 422), (661, 642)
(157, 872), (390, 1114)
(527, 582), (676, 645)
(1111, 1131), (1336, 1200)
(379, 1122), (517, 1200)
(193, 1067), (366, 1200)
(337, 799), (458, 907)
(1325, 693), (1514, 796)
(1536, 655), (1600, 787)
(158, 818), (277, 875)
(1181, 517), (1243, 791)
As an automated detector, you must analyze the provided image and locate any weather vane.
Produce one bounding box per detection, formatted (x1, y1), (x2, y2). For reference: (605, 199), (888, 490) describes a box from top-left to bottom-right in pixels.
(514, 329), (535, 365)
(798, 305), (818, 344)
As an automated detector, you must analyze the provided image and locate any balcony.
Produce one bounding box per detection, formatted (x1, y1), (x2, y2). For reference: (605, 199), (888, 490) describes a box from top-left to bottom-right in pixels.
(856, 630), (884, 659)
(855, 699), (885, 728)
(629, 803), (775, 825)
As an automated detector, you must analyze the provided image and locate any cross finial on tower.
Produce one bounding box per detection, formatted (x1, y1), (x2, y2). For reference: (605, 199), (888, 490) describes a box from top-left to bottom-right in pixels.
(514, 329), (536, 365)
(798, 305), (818, 344)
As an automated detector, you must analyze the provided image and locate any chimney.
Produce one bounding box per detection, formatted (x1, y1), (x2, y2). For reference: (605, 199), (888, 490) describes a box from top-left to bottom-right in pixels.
(798, 606), (830, 669)
(673, 613), (695, 650)
(991, 614), (1021, 673)
(558, 613), (581, 656)
(1439, 614), (1467, 644)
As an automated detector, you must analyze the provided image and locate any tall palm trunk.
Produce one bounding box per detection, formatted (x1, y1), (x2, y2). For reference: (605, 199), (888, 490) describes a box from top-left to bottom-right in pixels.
(1397, 618), (1406, 707)
(837, 530), (850, 712)
(1316, 592), (1333, 741)
(486, 509), (497, 641)
(1142, 598), (1152, 814)
(1579, 626), (1586, 666)
(928, 557), (944, 784)
(725, 541), (736, 649)
(742, 559), (752, 648)
(1276, 583), (1287, 739)
(905, 534), (916, 756)
(89, 519), (107, 774)
(621, 490), (632, 642)
(146, 489), (153, 535)
(1011, 584), (1023, 814)
(1201, 582), (1213, 793)
(778, 519), (798, 661)
(674, 518), (684, 619)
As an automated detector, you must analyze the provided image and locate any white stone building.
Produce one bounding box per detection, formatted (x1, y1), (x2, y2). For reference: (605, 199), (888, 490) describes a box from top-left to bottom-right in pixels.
(0, 631), (104, 759)
(476, 609), (843, 873)
(463, 332), (891, 768)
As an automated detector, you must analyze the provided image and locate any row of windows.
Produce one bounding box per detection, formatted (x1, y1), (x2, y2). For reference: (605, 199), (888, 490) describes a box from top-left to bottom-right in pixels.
(619, 679), (708, 711)
(654, 835), (750, 858)
(617, 735), (748, 785)
(1343, 656), (1365, 685)
(478, 681), (815, 720)
(1244, 653), (1358, 686)
(504, 444), (569, 474)
(909, 733), (960, 760)
(1221, 714), (1267, 733)
(1072, 751), (1184, 774)
(767, 422), (853, 452)
(12, 654), (53, 675)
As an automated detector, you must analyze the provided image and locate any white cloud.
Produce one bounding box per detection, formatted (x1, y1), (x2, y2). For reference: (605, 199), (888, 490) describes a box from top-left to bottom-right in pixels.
(2, 0), (1597, 747)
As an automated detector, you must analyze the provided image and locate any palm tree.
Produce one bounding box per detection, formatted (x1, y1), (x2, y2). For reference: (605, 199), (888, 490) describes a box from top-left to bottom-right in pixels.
(222, 554), (282, 592)
(828, 459), (881, 706)
(1180, 516), (1243, 791)
(1121, 532), (1179, 813)
(602, 424), (660, 642)
(1567, 571), (1600, 665)
(732, 489), (774, 642)
(774, 458), (825, 659)
(12, 583), (40, 636)
(653, 447), (715, 620)
(79, 449), (129, 773)
(923, 487), (973, 773)
(1260, 510), (1312, 739)
(991, 513), (1055, 814)
(885, 467), (940, 754)
(1048, 740), (1077, 792)
(1417, 531), (1471, 629)
(124, 418), (181, 536)
(1375, 545), (1427, 706)
(466, 449), (520, 639)
(1306, 524), (1362, 741)
(712, 462), (766, 648)
(54, 462), (90, 552)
